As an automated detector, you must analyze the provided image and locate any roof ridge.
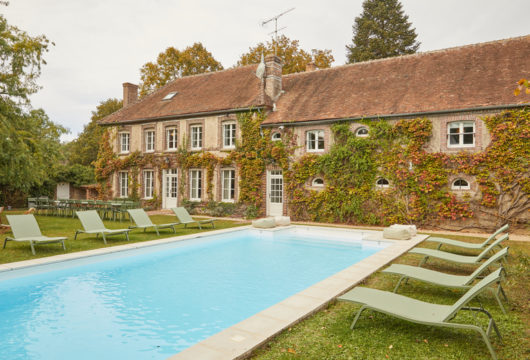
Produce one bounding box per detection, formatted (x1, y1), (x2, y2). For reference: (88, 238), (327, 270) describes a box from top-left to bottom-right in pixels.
(283, 34), (530, 78)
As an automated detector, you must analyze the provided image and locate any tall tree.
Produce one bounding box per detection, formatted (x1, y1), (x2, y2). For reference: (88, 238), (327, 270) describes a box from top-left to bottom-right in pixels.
(346, 0), (420, 63)
(0, 5), (65, 204)
(238, 35), (334, 74)
(139, 43), (223, 96)
(0, 7), (51, 101)
(65, 98), (122, 167)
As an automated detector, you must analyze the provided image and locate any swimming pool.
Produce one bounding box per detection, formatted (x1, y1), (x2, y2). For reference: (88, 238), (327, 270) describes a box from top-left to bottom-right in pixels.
(0, 226), (392, 360)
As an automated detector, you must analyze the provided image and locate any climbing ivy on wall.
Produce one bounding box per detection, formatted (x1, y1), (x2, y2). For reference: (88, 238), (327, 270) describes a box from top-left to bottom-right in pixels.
(94, 109), (529, 229)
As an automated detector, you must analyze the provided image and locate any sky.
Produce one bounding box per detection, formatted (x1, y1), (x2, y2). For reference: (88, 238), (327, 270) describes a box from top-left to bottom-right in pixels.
(3, 0), (530, 142)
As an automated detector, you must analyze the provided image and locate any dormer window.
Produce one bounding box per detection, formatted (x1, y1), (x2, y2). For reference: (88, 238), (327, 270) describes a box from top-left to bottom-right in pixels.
(376, 178), (390, 188)
(271, 132), (281, 141)
(451, 178), (470, 190)
(162, 91), (178, 101)
(356, 127), (369, 137)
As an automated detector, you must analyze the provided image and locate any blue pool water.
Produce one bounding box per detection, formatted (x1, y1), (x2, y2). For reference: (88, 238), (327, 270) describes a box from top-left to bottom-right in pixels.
(0, 227), (387, 360)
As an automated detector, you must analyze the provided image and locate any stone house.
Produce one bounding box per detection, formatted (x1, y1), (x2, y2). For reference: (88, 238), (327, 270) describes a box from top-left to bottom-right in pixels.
(99, 35), (529, 221)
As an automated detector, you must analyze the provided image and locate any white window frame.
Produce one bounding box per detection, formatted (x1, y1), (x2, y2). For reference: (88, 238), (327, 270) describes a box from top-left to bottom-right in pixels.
(119, 132), (130, 154)
(271, 132), (281, 141)
(190, 125), (203, 150)
(119, 171), (128, 198)
(189, 169), (202, 201)
(143, 170), (154, 199)
(222, 122), (236, 149)
(376, 178), (390, 188)
(221, 169), (235, 202)
(447, 121), (475, 148)
(306, 130), (325, 152)
(356, 127), (369, 137)
(166, 127), (178, 151)
(145, 130), (155, 152)
(451, 178), (471, 190)
(312, 178), (324, 187)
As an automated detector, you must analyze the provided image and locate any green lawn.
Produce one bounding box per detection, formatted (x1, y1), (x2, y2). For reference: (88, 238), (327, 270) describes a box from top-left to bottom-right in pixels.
(250, 235), (530, 360)
(0, 210), (248, 264)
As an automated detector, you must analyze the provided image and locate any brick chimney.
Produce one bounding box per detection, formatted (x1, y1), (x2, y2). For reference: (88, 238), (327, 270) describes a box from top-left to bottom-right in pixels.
(305, 62), (317, 72)
(264, 54), (283, 100)
(122, 82), (138, 107)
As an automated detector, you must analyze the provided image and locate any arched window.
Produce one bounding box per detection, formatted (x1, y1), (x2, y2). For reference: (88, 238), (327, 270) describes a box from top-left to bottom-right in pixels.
(271, 132), (281, 141)
(356, 127), (369, 137)
(376, 178), (390, 188)
(312, 178), (324, 187)
(451, 178), (470, 190)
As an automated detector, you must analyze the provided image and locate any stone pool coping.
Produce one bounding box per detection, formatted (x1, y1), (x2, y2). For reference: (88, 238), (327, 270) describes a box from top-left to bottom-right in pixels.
(168, 226), (429, 360)
(0, 225), (428, 360)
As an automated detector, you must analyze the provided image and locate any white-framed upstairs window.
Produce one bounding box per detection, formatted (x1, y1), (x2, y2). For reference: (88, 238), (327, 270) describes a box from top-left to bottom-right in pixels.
(355, 127), (369, 137)
(222, 122), (236, 149)
(145, 130), (155, 152)
(118, 171), (128, 198)
(376, 178), (390, 188)
(312, 178), (324, 187)
(221, 169), (235, 202)
(306, 130), (324, 152)
(190, 125), (203, 150)
(143, 170), (154, 199)
(447, 121), (475, 148)
(451, 178), (470, 190)
(166, 127), (178, 150)
(189, 169), (202, 201)
(119, 132), (130, 153)
(271, 132), (281, 141)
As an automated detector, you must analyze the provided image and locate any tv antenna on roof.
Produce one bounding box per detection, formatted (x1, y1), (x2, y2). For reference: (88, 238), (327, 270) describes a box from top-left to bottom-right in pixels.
(261, 8), (295, 53)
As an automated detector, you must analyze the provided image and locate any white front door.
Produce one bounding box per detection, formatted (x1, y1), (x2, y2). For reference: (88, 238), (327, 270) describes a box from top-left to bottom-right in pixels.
(266, 170), (283, 216)
(163, 169), (178, 209)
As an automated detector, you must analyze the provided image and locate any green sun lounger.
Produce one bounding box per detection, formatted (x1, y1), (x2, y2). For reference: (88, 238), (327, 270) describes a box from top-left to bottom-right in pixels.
(3, 214), (66, 255)
(338, 268), (505, 360)
(383, 247), (509, 313)
(425, 224), (509, 251)
(75, 210), (131, 244)
(127, 208), (179, 235)
(171, 207), (215, 229)
(410, 234), (508, 266)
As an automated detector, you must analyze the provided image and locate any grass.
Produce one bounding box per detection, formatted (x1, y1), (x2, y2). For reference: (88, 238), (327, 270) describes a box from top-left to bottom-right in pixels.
(250, 235), (530, 360)
(0, 210), (248, 264)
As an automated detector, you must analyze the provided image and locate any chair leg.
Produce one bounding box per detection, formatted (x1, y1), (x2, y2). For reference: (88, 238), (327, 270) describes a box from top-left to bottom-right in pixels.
(102, 233), (107, 245)
(393, 276), (406, 293)
(61, 240), (66, 251)
(3, 238), (8, 249)
(350, 306), (368, 330)
(30, 241), (36, 255)
(418, 256), (429, 267)
(198, 222), (202, 230)
(155, 227), (160, 236)
(125, 232), (129, 241)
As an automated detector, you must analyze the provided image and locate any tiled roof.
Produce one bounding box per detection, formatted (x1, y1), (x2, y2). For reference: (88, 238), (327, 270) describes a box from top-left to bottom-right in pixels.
(99, 64), (268, 124)
(263, 35), (530, 125)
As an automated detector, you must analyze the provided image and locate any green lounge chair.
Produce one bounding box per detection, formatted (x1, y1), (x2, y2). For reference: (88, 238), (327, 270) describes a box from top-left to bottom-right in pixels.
(383, 247), (509, 313)
(410, 234), (508, 266)
(171, 207), (215, 229)
(338, 268), (505, 360)
(3, 214), (66, 255)
(426, 224), (509, 251)
(75, 210), (131, 244)
(127, 208), (179, 235)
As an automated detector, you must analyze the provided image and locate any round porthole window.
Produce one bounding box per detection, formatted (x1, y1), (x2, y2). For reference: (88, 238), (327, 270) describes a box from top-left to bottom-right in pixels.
(312, 178), (324, 187)
(376, 178), (390, 188)
(356, 127), (369, 137)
